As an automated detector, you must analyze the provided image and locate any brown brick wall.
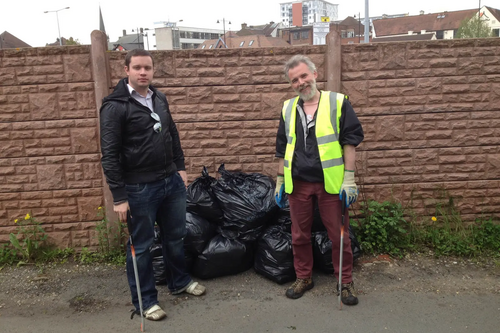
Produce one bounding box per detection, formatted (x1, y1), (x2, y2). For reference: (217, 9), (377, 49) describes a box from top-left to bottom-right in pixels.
(0, 46), (103, 247)
(1, 37), (499, 248)
(108, 47), (327, 179)
(342, 39), (500, 221)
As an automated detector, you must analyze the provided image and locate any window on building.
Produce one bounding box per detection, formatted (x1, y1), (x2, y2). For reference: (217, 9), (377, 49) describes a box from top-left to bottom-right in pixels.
(180, 31), (186, 38)
(211, 33), (219, 39)
(181, 43), (189, 49)
(202, 45), (206, 49)
(293, 32), (300, 40)
(347, 30), (355, 38)
(436, 30), (444, 39)
(341, 30), (347, 38)
(249, 40), (254, 46)
(239, 41), (245, 47)
(301, 31), (309, 39)
(209, 45), (213, 49)
(192, 32), (200, 39)
(493, 28), (500, 37)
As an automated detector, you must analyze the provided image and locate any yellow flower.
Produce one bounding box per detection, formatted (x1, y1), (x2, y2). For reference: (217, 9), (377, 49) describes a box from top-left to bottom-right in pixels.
(14, 219), (18, 224)
(98, 206), (102, 210)
(25, 213), (31, 220)
(431, 216), (437, 222)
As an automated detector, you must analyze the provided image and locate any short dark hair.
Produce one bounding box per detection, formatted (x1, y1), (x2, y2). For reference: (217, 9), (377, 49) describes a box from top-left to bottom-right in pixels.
(124, 49), (154, 67)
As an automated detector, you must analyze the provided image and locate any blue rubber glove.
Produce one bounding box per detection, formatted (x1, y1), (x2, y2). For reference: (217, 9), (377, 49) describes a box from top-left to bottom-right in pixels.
(339, 170), (358, 208)
(275, 175), (285, 208)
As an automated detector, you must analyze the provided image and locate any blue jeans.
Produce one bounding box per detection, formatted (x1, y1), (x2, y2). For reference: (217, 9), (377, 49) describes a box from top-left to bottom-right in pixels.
(125, 173), (192, 311)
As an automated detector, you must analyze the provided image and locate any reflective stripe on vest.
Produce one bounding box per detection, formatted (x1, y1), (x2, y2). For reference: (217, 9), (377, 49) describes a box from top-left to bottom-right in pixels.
(282, 91), (345, 194)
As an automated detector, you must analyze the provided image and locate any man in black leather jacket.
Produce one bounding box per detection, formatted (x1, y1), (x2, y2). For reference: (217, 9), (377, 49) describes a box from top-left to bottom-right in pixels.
(100, 49), (205, 321)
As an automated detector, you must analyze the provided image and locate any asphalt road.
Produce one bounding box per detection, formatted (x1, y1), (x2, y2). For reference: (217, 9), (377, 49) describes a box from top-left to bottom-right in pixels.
(2, 276), (499, 333)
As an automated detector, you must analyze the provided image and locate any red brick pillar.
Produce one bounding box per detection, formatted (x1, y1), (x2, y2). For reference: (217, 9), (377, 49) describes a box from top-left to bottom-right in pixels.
(90, 30), (119, 239)
(325, 29), (342, 92)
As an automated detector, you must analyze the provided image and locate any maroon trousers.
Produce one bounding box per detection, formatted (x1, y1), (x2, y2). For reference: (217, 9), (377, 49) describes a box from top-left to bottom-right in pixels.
(288, 180), (353, 283)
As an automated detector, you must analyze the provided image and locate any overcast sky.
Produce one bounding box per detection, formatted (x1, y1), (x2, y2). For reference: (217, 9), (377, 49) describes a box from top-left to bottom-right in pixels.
(0, 0), (495, 48)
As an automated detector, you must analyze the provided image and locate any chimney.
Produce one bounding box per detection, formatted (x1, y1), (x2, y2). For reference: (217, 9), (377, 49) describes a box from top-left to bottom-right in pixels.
(420, 10), (424, 15)
(241, 23), (247, 29)
(408, 31), (413, 35)
(123, 29), (126, 36)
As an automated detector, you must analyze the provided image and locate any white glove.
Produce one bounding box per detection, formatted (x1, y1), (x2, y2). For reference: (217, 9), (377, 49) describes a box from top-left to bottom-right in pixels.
(339, 170), (358, 208)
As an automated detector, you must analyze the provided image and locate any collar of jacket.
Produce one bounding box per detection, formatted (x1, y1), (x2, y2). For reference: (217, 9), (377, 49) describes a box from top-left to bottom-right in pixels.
(102, 78), (158, 104)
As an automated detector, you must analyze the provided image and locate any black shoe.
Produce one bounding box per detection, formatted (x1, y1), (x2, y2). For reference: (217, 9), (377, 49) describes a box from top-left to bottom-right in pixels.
(338, 281), (359, 306)
(285, 278), (314, 299)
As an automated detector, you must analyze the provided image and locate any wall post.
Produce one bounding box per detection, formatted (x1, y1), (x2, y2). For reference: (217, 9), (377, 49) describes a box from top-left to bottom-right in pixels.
(325, 28), (342, 92)
(90, 30), (120, 241)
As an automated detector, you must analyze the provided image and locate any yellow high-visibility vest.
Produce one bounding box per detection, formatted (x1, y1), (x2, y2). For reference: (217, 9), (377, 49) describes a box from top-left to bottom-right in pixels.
(282, 91), (345, 194)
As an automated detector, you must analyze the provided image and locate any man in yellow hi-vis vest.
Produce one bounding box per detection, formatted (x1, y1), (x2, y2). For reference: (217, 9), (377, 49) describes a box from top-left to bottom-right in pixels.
(275, 55), (364, 304)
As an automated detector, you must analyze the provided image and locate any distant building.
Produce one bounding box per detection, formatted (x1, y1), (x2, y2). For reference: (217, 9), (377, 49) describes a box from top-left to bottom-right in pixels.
(198, 34), (291, 49)
(280, 0), (338, 27)
(372, 33), (436, 43)
(373, 6), (500, 39)
(237, 22), (284, 37)
(154, 23), (224, 50)
(481, 6), (500, 36)
(0, 31), (31, 49)
(331, 16), (370, 44)
(111, 30), (145, 51)
(280, 26), (314, 45)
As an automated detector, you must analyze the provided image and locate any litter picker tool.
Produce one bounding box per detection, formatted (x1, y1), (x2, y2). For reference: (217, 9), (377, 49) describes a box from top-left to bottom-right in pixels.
(130, 235), (145, 332)
(338, 194), (346, 310)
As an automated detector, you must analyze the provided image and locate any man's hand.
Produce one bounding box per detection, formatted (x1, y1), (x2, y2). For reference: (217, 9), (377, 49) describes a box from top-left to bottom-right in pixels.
(275, 175), (285, 208)
(178, 170), (188, 188)
(114, 201), (130, 222)
(339, 170), (358, 208)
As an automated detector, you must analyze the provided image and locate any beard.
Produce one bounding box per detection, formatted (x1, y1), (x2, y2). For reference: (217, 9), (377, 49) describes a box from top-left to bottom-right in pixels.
(295, 80), (318, 101)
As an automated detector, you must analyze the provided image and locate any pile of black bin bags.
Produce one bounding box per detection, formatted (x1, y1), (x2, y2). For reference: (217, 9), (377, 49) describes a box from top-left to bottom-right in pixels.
(151, 164), (361, 286)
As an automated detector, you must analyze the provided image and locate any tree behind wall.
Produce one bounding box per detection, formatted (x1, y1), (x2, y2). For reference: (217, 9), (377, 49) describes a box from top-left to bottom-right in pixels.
(455, 16), (494, 39)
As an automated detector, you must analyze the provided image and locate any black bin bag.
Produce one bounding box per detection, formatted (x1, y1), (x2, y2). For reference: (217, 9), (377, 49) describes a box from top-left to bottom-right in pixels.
(185, 212), (217, 256)
(192, 231), (254, 279)
(186, 166), (224, 225)
(151, 244), (167, 285)
(312, 231), (334, 274)
(211, 164), (277, 242)
(254, 225), (295, 284)
(312, 226), (363, 274)
(268, 192), (292, 233)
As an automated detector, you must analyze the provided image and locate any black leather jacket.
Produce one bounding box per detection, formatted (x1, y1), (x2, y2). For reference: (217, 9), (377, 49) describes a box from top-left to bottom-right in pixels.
(100, 78), (185, 203)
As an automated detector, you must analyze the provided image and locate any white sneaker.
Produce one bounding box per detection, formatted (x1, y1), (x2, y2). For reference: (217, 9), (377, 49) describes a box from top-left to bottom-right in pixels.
(185, 281), (206, 296)
(144, 304), (167, 321)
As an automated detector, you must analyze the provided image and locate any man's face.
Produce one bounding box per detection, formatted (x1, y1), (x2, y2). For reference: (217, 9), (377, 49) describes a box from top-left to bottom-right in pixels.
(288, 62), (318, 101)
(125, 55), (153, 93)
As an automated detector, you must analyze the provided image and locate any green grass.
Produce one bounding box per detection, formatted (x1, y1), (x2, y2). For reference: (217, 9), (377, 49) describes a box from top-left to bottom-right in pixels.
(351, 197), (500, 258)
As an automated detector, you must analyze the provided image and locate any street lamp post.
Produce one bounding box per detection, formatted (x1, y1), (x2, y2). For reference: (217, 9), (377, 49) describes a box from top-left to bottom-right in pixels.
(354, 13), (361, 43)
(132, 28), (154, 50)
(44, 7), (70, 46)
(217, 18), (231, 48)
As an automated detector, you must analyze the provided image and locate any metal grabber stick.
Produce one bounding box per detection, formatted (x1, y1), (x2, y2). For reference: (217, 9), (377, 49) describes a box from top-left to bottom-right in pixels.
(338, 194), (346, 310)
(130, 235), (145, 332)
